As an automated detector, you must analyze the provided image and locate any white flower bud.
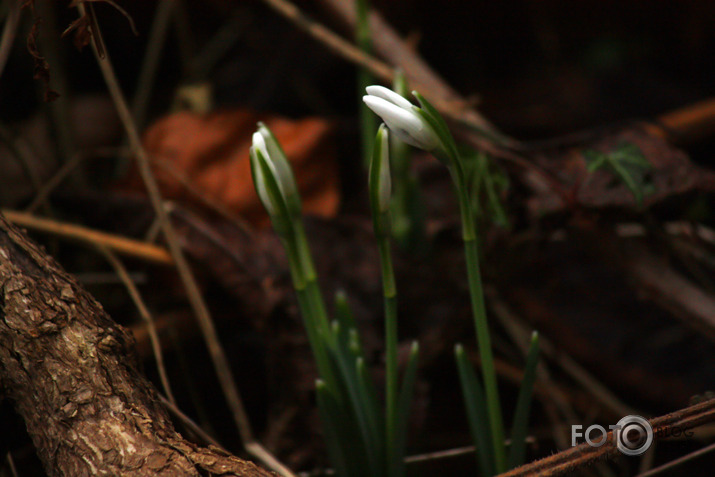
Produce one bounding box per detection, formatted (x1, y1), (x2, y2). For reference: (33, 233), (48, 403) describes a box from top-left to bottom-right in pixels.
(249, 145), (278, 216)
(363, 85), (439, 151)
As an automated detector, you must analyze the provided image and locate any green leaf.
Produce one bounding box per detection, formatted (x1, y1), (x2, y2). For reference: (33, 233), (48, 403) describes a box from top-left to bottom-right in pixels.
(391, 341), (419, 477)
(327, 343), (382, 474)
(412, 91), (460, 164)
(250, 147), (294, 236)
(508, 332), (540, 469)
(455, 344), (495, 476)
(316, 380), (365, 477)
(334, 290), (359, 352)
(583, 142), (654, 206)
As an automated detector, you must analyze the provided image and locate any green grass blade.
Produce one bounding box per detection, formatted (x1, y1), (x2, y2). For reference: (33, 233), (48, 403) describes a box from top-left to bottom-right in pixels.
(327, 344), (382, 475)
(508, 332), (540, 469)
(390, 341), (419, 477)
(316, 379), (364, 477)
(455, 344), (494, 476)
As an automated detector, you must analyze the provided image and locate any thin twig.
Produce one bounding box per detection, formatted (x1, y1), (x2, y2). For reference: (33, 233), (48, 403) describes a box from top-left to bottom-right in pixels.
(5, 452), (19, 477)
(130, 0), (175, 132)
(0, 0), (21, 80)
(0, 123), (49, 212)
(488, 288), (579, 449)
(487, 288), (637, 419)
(502, 397), (715, 477)
(636, 441), (715, 477)
(25, 147), (124, 214)
(78, 6), (295, 476)
(260, 0), (393, 82)
(159, 394), (224, 451)
(3, 209), (173, 265)
(154, 158), (255, 239)
(95, 244), (175, 405)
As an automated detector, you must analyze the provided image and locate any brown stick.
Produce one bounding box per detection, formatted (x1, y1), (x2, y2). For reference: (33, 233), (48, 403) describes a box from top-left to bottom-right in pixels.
(501, 398), (715, 476)
(3, 209), (173, 265)
(0, 212), (274, 476)
(77, 5), (294, 475)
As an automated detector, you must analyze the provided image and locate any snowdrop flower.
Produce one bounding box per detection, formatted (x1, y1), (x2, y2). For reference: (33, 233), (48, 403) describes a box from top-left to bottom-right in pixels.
(363, 85), (440, 152)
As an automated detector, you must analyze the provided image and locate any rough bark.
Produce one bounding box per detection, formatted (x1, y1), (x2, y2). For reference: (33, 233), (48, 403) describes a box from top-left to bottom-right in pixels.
(0, 212), (274, 477)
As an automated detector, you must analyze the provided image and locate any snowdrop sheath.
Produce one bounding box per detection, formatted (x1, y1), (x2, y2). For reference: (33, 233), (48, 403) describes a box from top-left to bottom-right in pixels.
(370, 124), (392, 213)
(253, 123), (302, 216)
(363, 85), (439, 151)
(249, 142), (280, 218)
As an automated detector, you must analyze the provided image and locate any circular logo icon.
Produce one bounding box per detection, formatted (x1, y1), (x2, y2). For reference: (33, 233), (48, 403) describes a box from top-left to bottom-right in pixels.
(615, 415), (653, 456)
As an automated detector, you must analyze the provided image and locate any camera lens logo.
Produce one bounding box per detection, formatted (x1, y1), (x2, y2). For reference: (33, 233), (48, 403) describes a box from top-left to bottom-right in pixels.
(614, 415), (653, 456)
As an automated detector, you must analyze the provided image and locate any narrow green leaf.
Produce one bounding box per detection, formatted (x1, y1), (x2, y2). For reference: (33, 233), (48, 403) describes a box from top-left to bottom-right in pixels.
(508, 332), (540, 469)
(412, 91), (460, 162)
(251, 147), (293, 236)
(316, 380), (364, 477)
(334, 290), (360, 353)
(455, 344), (494, 476)
(356, 357), (384, 455)
(391, 341), (419, 477)
(328, 345), (382, 475)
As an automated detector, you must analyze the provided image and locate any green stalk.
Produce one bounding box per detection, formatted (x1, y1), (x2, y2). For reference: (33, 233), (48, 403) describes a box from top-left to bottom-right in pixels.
(293, 220), (332, 341)
(452, 163), (506, 473)
(377, 237), (399, 475)
(356, 0), (376, 167)
(284, 236), (336, 388)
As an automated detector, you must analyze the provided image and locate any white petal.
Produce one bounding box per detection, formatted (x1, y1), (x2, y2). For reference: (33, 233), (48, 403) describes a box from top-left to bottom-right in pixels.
(363, 96), (438, 150)
(363, 96), (422, 136)
(366, 85), (413, 110)
(252, 132), (269, 161)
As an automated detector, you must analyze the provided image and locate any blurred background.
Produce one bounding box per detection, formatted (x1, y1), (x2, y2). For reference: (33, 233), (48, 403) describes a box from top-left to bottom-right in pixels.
(1, 1), (714, 475)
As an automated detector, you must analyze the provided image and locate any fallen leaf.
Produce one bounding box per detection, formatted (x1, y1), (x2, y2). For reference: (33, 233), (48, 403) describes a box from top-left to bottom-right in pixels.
(122, 109), (340, 228)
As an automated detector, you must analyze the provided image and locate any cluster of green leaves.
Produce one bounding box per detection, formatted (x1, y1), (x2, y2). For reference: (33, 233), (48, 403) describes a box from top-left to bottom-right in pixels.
(316, 293), (419, 477)
(584, 142), (654, 205)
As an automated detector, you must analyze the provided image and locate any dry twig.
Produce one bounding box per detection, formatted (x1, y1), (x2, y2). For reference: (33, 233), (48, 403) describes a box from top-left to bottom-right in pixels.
(77, 5), (294, 476)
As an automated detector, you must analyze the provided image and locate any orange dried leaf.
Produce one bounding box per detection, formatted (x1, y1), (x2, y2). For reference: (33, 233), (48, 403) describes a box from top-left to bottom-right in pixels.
(123, 109), (339, 228)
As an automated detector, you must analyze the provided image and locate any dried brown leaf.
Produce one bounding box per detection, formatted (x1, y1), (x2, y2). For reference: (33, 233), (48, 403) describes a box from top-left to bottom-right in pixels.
(120, 109), (340, 228)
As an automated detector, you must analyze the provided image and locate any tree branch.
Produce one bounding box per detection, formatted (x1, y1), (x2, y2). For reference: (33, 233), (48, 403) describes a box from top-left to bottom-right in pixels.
(0, 212), (274, 477)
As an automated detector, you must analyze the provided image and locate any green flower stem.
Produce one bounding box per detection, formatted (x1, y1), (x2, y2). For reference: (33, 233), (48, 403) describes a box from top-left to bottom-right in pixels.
(452, 164), (506, 473)
(284, 234), (336, 388)
(377, 237), (399, 475)
(356, 0), (377, 167)
(293, 220), (332, 340)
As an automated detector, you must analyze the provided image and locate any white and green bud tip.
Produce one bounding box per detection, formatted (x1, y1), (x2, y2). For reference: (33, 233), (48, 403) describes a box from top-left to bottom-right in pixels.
(363, 85), (438, 151)
(368, 124), (392, 236)
(250, 125), (302, 234)
(370, 124), (392, 212)
(363, 85), (459, 165)
(250, 123), (302, 217)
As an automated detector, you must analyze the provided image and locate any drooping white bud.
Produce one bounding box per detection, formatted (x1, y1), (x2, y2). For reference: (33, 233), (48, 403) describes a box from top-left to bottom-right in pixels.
(363, 85), (439, 151)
